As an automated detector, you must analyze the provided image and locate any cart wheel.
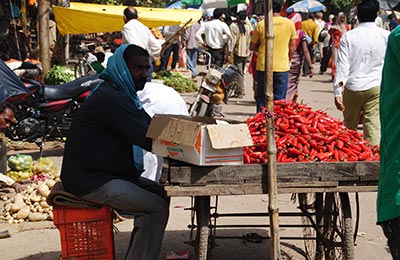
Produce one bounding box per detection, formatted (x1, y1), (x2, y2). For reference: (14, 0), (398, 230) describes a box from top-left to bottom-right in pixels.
(323, 193), (354, 260)
(298, 193), (324, 260)
(195, 196), (211, 260)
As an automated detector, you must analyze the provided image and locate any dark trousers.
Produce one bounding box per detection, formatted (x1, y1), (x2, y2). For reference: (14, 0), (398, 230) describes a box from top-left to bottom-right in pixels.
(208, 47), (224, 67)
(160, 43), (179, 71)
(380, 217), (400, 260)
(302, 44), (314, 75)
(320, 46), (331, 73)
(233, 54), (247, 96)
(255, 70), (289, 112)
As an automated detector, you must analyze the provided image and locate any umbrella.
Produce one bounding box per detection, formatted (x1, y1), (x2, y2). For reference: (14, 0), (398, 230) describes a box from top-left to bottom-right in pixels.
(201, 0), (247, 9)
(0, 60), (30, 104)
(286, 0), (326, 13)
(378, 0), (400, 10)
(167, 1), (183, 9)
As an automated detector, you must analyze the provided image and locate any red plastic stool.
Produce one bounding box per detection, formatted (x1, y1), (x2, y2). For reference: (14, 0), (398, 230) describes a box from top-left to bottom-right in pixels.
(53, 205), (115, 260)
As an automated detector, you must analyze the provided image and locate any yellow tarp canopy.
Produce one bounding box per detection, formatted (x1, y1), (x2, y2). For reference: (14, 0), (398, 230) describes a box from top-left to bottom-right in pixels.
(52, 3), (203, 35)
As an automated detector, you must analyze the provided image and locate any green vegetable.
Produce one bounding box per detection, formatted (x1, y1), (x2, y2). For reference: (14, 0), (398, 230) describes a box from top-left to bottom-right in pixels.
(152, 71), (198, 93)
(8, 154), (33, 171)
(45, 65), (74, 85)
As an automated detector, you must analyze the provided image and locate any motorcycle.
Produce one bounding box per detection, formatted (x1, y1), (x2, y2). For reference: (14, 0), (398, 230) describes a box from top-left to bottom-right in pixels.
(0, 60), (102, 148)
(189, 50), (242, 117)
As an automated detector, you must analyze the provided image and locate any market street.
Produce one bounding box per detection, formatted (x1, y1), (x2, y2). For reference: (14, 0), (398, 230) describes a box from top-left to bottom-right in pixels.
(0, 64), (390, 259)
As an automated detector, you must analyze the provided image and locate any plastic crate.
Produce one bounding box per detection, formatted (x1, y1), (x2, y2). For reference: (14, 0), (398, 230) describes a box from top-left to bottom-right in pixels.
(53, 206), (115, 260)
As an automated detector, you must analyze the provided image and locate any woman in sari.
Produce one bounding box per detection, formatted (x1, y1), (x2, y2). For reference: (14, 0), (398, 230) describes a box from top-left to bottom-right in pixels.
(286, 12), (314, 102)
(329, 12), (351, 80)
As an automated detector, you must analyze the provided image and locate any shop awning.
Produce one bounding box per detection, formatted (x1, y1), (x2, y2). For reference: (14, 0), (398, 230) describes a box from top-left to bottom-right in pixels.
(52, 3), (203, 35)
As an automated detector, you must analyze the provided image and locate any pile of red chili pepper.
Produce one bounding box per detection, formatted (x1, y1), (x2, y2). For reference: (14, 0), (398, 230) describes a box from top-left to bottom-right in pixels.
(243, 101), (380, 164)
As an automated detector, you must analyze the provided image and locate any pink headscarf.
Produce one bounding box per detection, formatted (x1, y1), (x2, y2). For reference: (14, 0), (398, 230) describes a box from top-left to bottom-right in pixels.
(289, 12), (302, 47)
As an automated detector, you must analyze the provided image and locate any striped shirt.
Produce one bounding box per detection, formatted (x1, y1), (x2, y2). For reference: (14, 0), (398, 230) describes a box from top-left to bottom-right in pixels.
(229, 20), (252, 57)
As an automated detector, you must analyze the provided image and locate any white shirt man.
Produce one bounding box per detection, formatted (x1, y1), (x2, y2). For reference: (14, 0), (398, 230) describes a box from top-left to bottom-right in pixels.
(195, 18), (232, 50)
(138, 82), (189, 183)
(333, 21), (389, 145)
(121, 7), (162, 62)
(195, 8), (232, 67)
(333, 22), (389, 96)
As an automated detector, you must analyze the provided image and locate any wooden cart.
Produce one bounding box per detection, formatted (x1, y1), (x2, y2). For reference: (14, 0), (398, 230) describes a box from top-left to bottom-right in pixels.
(162, 161), (379, 260)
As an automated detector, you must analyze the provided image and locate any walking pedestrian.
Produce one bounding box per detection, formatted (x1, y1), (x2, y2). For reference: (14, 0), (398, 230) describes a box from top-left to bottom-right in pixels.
(301, 13), (319, 76)
(195, 8), (233, 67)
(250, 0), (297, 112)
(329, 12), (350, 80)
(229, 10), (252, 98)
(160, 25), (180, 71)
(333, 0), (389, 146)
(121, 7), (162, 81)
(286, 12), (314, 102)
(182, 20), (201, 78)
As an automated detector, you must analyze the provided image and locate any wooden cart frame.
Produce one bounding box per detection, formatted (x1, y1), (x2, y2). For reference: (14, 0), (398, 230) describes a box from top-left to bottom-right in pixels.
(162, 161), (379, 260)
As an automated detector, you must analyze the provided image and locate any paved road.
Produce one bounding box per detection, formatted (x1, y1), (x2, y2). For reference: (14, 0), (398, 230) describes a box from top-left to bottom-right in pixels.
(0, 65), (390, 260)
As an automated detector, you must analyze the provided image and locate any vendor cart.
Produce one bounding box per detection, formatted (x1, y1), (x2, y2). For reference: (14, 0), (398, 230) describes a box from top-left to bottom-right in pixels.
(162, 160), (379, 260)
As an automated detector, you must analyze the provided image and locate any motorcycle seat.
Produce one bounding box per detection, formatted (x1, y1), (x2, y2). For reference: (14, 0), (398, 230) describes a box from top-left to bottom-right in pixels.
(43, 75), (102, 100)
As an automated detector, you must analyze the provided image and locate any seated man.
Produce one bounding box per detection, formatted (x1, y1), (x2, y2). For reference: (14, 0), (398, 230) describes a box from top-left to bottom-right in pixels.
(60, 44), (169, 260)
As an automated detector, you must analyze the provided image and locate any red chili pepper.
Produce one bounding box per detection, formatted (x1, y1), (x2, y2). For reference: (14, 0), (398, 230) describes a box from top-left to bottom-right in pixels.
(282, 108), (296, 115)
(340, 147), (357, 157)
(317, 123), (327, 133)
(310, 139), (319, 149)
(288, 148), (302, 156)
(358, 152), (372, 161)
(327, 144), (335, 153)
(306, 126), (319, 133)
(297, 136), (308, 146)
(250, 157), (260, 163)
(280, 123), (290, 130)
(346, 156), (358, 162)
(299, 125), (309, 135)
(309, 149), (317, 161)
(261, 158), (268, 164)
(310, 134), (329, 143)
(244, 152), (250, 164)
(333, 150), (339, 161)
(277, 135), (289, 146)
(347, 143), (362, 152)
(316, 152), (333, 161)
(336, 140), (344, 149)
(303, 145), (310, 154)
(282, 157), (296, 162)
(283, 128), (299, 134)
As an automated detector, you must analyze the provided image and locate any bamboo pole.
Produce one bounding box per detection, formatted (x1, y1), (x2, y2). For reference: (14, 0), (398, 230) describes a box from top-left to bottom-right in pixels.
(38, 0), (51, 74)
(264, 0), (281, 259)
(21, 0), (28, 35)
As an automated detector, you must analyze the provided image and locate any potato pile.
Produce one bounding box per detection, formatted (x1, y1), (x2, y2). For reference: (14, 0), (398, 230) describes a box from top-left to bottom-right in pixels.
(1, 179), (57, 223)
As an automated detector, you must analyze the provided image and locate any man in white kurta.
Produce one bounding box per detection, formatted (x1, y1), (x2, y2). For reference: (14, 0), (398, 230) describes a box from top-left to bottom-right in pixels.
(138, 82), (189, 183)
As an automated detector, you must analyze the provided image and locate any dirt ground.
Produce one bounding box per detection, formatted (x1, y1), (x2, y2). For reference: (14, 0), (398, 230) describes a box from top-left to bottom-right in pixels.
(0, 64), (391, 260)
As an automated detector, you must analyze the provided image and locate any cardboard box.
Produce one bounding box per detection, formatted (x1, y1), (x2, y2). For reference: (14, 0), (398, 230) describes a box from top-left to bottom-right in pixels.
(146, 115), (254, 166)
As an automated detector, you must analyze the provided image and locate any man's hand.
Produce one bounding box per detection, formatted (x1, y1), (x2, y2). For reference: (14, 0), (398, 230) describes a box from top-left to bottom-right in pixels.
(308, 69), (314, 78)
(227, 53), (234, 64)
(334, 96), (345, 111)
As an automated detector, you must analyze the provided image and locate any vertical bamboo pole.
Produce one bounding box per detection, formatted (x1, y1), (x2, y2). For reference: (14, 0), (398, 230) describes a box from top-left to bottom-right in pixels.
(264, 0), (281, 259)
(21, 0), (28, 35)
(38, 0), (50, 74)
